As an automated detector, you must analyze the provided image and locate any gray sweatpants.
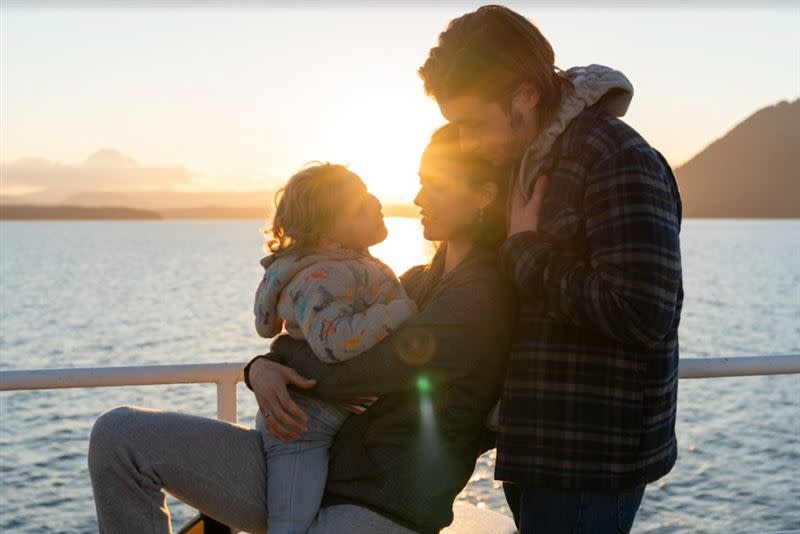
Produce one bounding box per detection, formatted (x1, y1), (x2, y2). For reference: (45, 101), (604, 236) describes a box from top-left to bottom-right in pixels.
(87, 405), (415, 534)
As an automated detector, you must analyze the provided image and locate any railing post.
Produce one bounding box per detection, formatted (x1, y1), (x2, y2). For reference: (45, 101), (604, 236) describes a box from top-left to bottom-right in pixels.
(216, 379), (238, 424)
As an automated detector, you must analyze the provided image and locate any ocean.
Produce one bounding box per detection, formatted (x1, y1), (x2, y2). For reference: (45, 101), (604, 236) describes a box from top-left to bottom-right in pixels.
(1, 218), (798, 533)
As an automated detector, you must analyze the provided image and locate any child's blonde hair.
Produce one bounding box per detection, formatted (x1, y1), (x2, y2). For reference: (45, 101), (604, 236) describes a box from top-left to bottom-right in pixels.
(266, 162), (365, 254)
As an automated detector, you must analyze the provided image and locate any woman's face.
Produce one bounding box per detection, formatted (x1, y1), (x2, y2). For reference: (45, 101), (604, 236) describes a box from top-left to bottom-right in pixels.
(328, 182), (388, 250)
(414, 154), (486, 242)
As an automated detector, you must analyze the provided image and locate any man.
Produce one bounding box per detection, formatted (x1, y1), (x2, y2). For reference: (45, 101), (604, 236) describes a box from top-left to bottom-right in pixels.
(418, 5), (683, 533)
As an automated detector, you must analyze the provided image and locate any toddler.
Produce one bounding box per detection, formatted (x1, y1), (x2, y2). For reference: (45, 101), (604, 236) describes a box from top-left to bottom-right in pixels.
(253, 162), (417, 533)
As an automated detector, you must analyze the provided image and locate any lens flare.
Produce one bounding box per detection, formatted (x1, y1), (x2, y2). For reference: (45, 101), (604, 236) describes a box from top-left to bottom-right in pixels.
(416, 375), (432, 395)
(394, 329), (437, 366)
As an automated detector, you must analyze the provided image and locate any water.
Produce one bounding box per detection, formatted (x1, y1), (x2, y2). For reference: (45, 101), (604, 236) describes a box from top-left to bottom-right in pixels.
(1, 218), (798, 533)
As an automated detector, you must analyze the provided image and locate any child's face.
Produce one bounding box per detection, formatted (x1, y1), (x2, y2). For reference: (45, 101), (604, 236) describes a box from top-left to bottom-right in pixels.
(327, 185), (388, 250)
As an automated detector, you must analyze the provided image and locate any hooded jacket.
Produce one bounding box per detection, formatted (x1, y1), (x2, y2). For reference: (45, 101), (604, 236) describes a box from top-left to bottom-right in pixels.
(254, 248), (416, 363)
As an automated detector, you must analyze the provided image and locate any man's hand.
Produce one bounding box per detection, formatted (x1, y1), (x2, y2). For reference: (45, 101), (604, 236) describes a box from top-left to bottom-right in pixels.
(508, 175), (549, 237)
(249, 357), (316, 442)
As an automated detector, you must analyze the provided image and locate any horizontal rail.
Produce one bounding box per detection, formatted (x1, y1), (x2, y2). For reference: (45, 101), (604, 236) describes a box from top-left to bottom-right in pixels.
(1, 355), (799, 423)
(677, 354), (800, 378)
(0, 362), (244, 390)
(0, 362), (244, 422)
(2, 355), (799, 391)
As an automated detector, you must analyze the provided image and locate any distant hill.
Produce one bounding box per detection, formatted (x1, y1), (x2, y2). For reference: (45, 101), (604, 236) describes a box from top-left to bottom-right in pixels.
(0, 200), (418, 221)
(5, 99), (796, 220)
(0, 190), (274, 220)
(160, 206), (269, 219)
(0, 189), (271, 211)
(0, 205), (161, 220)
(64, 190), (270, 211)
(383, 204), (420, 218)
(674, 99), (799, 218)
(0, 188), (421, 220)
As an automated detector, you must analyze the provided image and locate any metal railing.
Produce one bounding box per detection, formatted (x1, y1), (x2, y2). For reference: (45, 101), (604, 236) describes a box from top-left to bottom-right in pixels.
(1, 354), (799, 424)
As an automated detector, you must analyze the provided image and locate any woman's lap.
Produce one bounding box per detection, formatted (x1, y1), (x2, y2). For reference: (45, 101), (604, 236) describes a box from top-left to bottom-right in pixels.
(88, 405), (410, 534)
(89, 405), (269, 533)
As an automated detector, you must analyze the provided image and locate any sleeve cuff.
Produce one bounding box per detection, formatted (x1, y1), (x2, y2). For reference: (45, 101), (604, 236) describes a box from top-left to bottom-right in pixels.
(384, 298), (418, 329)
(242, 354), (270, 391)
(499, 231), (549, 295)
(500, 230), (539, 257)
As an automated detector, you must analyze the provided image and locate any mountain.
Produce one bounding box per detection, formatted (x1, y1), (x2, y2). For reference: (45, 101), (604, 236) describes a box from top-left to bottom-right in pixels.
(64, 190), (269, 211)
(160, 206), (270, 219)
(4, 99), (796, 219)
(0, 205), (161, 220)
(674, 99), (799, 218)
(0, 190), (418, 220)
(0, 189), (270, 210)
(0, 190), (272, 219)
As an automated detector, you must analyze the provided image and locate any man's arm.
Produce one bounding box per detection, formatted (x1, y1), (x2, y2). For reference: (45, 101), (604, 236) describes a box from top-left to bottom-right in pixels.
(501, 145), (682, 347)
(269, 270), (513, 401)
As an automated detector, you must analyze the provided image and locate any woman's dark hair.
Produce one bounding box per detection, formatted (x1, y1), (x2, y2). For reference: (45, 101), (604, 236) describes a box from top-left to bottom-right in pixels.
(412, 123), (507, 306)
(422, 123), (507, 252)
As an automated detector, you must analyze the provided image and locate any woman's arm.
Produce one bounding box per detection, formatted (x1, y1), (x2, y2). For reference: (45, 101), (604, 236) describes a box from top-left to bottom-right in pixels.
(247, 356), (316, 442)
(269, 267), (514, 400)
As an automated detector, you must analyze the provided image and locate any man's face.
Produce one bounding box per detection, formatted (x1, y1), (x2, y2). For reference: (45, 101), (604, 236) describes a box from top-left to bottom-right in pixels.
(439, 94), (525, 168)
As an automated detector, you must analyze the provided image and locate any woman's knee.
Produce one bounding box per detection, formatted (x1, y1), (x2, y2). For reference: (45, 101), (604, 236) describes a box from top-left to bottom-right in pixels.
(88, 405), (139, 470)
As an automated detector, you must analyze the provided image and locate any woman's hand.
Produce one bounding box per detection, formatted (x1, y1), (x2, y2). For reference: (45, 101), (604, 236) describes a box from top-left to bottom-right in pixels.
(508, 174), (549, 237)
(249, 357), (316, 442)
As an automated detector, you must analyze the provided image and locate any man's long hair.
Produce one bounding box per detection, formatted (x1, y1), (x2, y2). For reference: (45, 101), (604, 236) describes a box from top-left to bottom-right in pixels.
(418, 5), (572, 127)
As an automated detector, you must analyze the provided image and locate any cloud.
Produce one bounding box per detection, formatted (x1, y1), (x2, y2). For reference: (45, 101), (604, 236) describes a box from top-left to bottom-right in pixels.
(1, 149), (199, 192)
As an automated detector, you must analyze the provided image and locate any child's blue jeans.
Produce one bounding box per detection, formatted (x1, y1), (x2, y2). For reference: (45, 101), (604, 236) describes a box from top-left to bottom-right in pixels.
(255, 393), (350, 534)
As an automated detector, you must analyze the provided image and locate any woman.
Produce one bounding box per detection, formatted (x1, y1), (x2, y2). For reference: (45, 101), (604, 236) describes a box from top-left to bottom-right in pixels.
(87, 124), (516, 533)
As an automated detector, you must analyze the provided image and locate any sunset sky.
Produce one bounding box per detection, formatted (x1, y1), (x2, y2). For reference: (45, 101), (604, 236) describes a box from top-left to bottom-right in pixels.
(2, 3), (798, 204)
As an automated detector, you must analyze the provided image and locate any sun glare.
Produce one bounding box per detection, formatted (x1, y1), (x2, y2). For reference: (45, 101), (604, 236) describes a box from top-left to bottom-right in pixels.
(370, 217), (435, 277)
(325, 95), (443, 206)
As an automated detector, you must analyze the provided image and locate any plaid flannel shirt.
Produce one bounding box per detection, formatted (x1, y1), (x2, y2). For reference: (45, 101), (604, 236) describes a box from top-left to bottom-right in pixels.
(495, 106), (683, 490)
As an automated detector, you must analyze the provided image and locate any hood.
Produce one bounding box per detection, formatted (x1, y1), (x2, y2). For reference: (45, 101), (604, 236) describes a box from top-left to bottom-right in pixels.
(516, 64), (634, 199)
(254, 248), (367, 338)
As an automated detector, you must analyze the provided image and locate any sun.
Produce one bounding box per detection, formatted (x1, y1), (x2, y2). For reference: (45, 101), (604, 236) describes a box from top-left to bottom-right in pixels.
(320, 98), (442, 275)
(324, 94), (444, 206)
